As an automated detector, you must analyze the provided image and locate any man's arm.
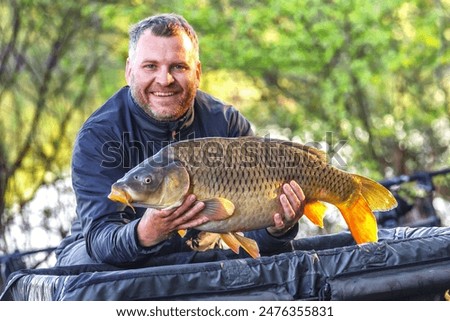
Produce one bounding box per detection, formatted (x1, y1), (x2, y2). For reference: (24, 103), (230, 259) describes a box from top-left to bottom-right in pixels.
(73, 126), (215, 265)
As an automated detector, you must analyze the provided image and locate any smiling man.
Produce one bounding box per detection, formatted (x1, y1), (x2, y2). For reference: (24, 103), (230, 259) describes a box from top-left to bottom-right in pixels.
(126, 23), (201, 121)
(55, 14), (305, 267)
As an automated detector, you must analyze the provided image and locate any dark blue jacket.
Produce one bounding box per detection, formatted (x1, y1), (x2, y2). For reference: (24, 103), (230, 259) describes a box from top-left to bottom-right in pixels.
(56, 86), (298, 266)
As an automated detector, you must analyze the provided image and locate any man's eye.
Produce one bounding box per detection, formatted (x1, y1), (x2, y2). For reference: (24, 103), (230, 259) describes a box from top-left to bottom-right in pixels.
(144, 64), (156, 69)
(172, 65), (187, 71)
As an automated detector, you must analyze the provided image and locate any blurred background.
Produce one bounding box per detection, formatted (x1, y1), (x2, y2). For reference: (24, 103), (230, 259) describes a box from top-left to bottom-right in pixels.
(0, 0), (449, 272)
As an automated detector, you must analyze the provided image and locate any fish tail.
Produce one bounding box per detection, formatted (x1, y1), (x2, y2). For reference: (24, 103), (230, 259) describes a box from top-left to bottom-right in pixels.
(336, 194), (378, 244)
(335, 175), (397, 244)
(353, 174), (398, 211)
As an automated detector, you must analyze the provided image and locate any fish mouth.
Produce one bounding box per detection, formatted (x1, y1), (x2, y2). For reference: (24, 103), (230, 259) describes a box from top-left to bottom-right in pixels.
(108, 186), (136, 213)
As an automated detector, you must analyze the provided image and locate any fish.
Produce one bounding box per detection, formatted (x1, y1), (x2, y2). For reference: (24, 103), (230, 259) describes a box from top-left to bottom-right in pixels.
(108, 136), (397, 259)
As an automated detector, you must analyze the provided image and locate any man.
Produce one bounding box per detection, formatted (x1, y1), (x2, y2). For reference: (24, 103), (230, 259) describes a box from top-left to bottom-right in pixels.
(55, 13), (304, 267)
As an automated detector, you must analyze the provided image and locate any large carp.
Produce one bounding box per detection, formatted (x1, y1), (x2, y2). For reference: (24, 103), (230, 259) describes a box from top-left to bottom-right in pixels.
(108, 136), (397, 258)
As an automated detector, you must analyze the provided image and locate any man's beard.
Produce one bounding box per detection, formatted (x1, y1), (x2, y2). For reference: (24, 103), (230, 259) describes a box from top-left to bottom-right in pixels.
(130, 80), (197, 122)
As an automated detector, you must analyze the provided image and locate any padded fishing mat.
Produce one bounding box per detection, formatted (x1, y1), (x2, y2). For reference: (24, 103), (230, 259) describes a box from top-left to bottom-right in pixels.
(1, 226), (450, 301)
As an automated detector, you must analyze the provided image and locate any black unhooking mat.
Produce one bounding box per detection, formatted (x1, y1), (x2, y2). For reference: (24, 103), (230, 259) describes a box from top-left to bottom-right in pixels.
(1, 226), (450, 301)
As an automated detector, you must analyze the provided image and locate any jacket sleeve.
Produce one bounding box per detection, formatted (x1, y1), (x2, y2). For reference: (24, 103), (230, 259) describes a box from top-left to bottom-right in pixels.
(244, 224), (299, 256)
(225, 106), (254, 137)
(72, 127), (186, 265)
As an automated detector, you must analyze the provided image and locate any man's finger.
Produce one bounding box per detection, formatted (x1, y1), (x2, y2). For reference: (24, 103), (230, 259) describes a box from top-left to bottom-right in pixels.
(171, 201), (206, 227)
(290, 180), (305, 201)
(272, 213), (285, 228)
(162, 194), (197, 218)
(177, 215), (209, 230)
(280, 190), (296, 221)
(283, 183), (302, 212)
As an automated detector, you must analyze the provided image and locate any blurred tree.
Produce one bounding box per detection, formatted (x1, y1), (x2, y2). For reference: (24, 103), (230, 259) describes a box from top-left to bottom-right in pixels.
(0, 0), (119, 252)
(1, 0), (449, 254)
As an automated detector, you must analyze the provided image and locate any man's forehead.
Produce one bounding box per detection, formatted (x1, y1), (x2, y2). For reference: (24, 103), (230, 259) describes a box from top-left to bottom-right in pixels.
(137, 30), (195, 52)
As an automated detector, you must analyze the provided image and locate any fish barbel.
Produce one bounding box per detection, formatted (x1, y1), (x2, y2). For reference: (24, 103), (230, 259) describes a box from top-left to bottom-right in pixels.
(108, 137), (397, 258)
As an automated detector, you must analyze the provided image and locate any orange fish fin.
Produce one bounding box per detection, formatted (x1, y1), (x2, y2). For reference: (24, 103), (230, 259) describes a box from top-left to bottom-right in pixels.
(303, 201), (327, 228)
(234, 233), (260, 259)
(220, 232), (241, 254)
(177, 229), (187, 237)
(220, 233), (260, 259)
(200, 197), (235, 221)
(353, 174), (398, 211)
(336, 194), (378, 244)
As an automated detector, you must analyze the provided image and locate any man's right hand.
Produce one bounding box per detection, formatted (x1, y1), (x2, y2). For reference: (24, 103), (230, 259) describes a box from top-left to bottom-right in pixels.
(136, 194), (207, 247)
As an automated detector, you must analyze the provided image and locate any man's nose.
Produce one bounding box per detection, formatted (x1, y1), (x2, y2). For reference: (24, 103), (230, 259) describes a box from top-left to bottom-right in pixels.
(155, 67), (174, 86)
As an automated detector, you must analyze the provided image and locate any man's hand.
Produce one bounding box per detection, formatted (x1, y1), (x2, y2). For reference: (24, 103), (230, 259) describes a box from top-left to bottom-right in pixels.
(267, 180), (305, 237)
(136, 194), (208, 247)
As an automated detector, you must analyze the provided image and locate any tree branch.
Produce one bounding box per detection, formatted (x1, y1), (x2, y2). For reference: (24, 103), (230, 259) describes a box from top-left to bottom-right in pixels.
(7, 14), (78, 178)
(0, 0), (20, 81)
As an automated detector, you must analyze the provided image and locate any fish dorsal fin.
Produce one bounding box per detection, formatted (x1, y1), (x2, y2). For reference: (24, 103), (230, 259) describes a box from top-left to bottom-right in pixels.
(265, 138), (328, 163)
(200, 197), (235, 221)
(293, 143), (328, 163)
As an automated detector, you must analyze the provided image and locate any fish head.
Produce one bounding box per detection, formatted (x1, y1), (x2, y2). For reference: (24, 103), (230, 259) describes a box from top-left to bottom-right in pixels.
(108, 160), (190, 210)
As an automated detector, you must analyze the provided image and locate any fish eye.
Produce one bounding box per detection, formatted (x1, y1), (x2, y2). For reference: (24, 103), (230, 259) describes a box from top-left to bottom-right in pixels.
(143, 176), (152, 185)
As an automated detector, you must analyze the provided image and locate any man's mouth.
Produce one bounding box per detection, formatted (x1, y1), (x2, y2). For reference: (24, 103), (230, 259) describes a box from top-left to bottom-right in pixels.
(152, 91), (176, 97)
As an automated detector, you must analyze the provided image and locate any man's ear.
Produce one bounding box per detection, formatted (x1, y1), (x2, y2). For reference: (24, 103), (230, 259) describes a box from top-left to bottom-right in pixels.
(125, 57), (132, 85)
(196, 61), (202, 86)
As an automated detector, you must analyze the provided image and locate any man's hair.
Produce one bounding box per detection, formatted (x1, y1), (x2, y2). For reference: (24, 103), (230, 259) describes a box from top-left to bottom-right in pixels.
(128, 13), (199, 61)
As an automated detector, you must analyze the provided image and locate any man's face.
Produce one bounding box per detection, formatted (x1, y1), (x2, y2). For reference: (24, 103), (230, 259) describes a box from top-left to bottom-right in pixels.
(125, 30), (201, 121)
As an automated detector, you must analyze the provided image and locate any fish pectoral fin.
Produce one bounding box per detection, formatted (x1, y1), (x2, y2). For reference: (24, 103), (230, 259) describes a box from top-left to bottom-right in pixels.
(220, 233), (260, 259)
(303, 201), (327, 228)
(177, 229), (187, 237)
(337, 194), (378, 244)
(200, 197), (235, 221)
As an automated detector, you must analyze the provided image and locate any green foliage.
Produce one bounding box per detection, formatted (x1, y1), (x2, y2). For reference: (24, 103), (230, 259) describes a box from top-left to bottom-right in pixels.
(188, 0), (449, 178)
(0, 0), (119, 246)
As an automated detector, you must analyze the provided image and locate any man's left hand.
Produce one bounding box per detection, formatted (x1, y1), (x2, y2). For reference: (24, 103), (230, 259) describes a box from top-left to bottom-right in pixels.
(267, 180), (305, 237)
